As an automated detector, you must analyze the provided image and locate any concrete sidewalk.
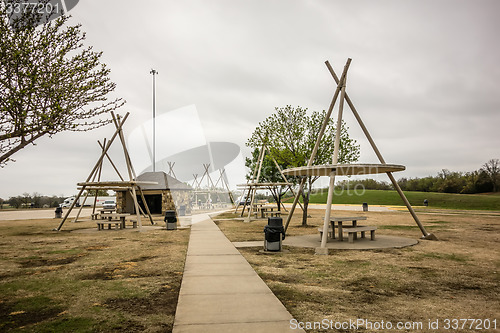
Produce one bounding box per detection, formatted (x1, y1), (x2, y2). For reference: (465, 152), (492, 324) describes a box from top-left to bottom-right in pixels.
(173, 216), (304, 333)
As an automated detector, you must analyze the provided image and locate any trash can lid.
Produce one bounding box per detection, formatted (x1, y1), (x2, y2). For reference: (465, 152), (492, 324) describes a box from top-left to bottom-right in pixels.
(268, 216), (283, 227)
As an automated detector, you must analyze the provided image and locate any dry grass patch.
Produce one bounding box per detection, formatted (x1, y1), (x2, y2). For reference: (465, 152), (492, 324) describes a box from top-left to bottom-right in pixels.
(217, 209), (500, 332)
(0, 217), (189, 332)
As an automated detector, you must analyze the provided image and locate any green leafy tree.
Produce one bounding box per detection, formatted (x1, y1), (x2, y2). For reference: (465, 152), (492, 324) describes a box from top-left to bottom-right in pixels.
(482, 159), (499, 192)
(0, 1), (124, 165)
(247, 106), (360, 226)
(8, 196), (21, 208)
(84, 189), (109, 197)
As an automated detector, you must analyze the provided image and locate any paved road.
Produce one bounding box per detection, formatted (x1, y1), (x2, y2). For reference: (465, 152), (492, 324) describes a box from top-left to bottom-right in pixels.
(283, 203), (393, 212)
(0, 207), (94, 221)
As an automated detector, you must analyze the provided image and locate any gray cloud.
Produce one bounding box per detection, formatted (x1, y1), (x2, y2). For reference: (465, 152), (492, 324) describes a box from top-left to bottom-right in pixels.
(1, 0), (499, 198)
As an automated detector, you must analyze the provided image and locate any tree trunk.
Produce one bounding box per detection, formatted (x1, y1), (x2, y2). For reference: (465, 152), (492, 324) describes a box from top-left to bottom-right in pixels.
(301, 180), (310, 226)
(301, 176), (314, 225)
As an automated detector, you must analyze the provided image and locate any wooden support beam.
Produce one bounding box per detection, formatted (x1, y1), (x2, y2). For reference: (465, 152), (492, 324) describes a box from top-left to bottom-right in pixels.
(55, 112), (130, 231)
(320, 64), (348, 250)
(284, 59), (352, 232)
(325, 61), (436, 240)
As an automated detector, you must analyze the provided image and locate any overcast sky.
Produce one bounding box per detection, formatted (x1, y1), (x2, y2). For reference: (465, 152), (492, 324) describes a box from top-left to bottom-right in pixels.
(1, 0), (499, 199)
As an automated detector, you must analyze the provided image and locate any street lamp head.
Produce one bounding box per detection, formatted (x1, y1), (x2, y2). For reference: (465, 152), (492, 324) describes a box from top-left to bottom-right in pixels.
(150, 69), (158, 75)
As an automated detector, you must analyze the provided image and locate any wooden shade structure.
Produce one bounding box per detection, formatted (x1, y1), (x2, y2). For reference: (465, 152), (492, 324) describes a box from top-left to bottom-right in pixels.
(282, 164), (405, 177)
(192, 164), (235, 206)
(282, 59), (436, 253)
(55, 111), (155, 231)
(237, 138), (304, 221)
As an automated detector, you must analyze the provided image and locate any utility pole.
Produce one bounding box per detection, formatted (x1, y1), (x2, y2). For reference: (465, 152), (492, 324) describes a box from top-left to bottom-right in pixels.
(150, 69), (158, 172)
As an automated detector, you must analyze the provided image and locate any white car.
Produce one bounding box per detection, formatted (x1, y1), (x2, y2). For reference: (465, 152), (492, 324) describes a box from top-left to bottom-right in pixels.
(103, 200), (116, 210)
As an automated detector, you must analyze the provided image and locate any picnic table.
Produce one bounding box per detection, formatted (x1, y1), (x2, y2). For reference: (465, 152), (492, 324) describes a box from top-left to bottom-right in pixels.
(260, 206), (282, 218)
(96, 213), (133, 230)
(318, 216), (376, 243)
(92, 208), (116, 220)
(331, 216), (367, 240)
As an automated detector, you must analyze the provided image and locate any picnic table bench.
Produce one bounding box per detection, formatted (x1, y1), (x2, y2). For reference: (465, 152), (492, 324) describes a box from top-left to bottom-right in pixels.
(96, 213), (132, 230)
(97, 221), (122, 230)
(318, 216), (376, 242)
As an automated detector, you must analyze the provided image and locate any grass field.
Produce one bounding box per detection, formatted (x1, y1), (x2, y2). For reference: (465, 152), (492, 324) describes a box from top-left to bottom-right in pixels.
(286, 189), (500, 211)
(0, 217), (189, 332)
(216, 209), (500, 333)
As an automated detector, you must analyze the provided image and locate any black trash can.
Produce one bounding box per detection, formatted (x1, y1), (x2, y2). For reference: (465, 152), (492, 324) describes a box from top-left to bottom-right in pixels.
(55, 207), (63, 218)
(264, 217), (285, 252)
(362, 202), (368, 212)
(164, 210), (177, 230)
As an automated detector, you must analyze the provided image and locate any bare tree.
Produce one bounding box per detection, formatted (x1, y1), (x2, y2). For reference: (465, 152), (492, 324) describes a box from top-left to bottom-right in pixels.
(0, 1), (124, 166)
(482, 159), (499, 192)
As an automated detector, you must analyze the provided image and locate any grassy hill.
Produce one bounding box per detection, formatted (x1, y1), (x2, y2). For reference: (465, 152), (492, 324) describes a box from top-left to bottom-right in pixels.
(285, 189), (500, 211)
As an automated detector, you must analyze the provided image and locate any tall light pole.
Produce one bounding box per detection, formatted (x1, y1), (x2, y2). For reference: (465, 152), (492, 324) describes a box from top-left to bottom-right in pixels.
(150, 69), (158, 172)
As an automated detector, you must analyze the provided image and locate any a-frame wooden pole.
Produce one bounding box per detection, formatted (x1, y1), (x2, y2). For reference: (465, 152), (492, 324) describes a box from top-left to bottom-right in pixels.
(325, 61), (436, 240)
(98, 140), (124, 181)
(217, 168), (235, 206)
(319, 66), (348, 252)
(91, 138), (106, 217)
(55, 112), (130, 231)
(246, 141), (266, 221)
(284, 59), (352, 232)
(73, 150), (102, 223)
(237, 145), (265, 215)
(97, 140), (148, 218)
(113, 114), (154, 226)
(257, 133), (305, 213)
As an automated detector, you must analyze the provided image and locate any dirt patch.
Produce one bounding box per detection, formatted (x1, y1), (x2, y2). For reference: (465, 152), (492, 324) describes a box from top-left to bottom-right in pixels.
(129, 255), (156, 262)
(85, 244), (110, 251)
(0, 297), (63, 331)
(80, 259), (163, 280)
(18, 255), (81, 268)
(105, 284), (179, 332)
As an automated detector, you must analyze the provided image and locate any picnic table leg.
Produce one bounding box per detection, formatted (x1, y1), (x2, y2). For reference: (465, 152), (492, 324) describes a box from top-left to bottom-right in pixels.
(370, 229), (376, 240)
(330, 221), (336, 239)
(348, 232), (354, 243)
(361, 231), (366, 239)
(121, 217), (125, 229)
(338, 221), (343, 241)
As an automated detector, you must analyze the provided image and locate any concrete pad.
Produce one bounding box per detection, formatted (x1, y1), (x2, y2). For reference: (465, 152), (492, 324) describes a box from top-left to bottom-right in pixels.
(183, 262), (256, 277)
(179, 275), (272, 295)
(233, 234), (418, 250)
(173, 320), (297, 333)
(174, 293), (293, 325)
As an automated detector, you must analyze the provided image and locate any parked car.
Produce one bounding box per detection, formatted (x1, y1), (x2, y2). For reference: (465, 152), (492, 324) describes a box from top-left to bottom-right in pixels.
(103, 200), (116, 210)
